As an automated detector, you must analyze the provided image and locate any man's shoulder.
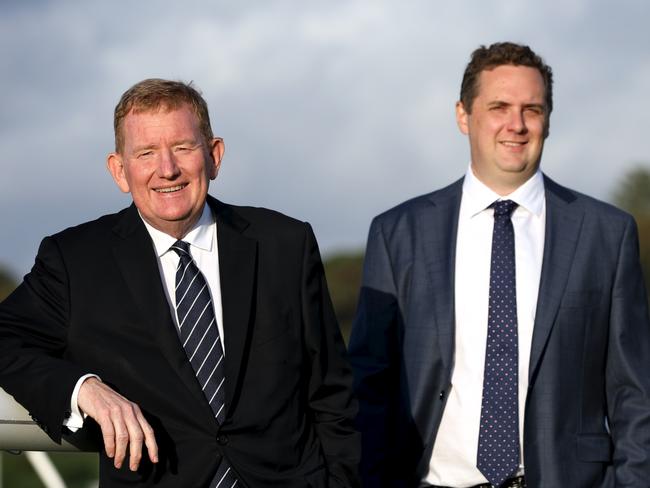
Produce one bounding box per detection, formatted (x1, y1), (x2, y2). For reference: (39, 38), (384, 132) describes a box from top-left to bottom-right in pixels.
(544, 175), (634, 224)
(230, 204), (305, 228)
(47, 207), (132, 244)
(372, 177), (463, 228)
(209, 197), (309, 238)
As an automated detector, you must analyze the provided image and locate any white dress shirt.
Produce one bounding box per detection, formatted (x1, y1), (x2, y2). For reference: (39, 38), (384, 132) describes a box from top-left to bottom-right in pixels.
(141, 205), (225, 343)
(425, 167), (545, 486)
(66, 204), (223, 430)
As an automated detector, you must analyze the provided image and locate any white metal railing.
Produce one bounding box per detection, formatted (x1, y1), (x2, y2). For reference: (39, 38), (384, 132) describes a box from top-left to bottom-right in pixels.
(1, 388), (87, 487)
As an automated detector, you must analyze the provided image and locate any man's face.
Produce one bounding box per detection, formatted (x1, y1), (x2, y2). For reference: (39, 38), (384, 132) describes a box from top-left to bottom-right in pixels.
(107, 104), (224, 238)
(456, 64), (548, 195)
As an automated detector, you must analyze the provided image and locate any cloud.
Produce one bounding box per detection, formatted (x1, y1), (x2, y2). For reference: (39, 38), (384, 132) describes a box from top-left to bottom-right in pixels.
(1, 0), (649, 278)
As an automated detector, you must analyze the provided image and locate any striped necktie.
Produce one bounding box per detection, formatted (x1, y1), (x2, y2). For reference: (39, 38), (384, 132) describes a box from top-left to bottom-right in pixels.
(171, 240), (239, 487)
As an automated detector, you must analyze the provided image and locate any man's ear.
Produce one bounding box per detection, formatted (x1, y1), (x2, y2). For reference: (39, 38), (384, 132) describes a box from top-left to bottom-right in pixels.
(208, 138), (225, 180)
(455, 101), (470, 135)
(107, 153), (131, 193)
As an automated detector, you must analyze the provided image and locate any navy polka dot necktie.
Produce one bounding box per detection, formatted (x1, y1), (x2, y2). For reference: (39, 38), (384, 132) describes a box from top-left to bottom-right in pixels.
(477, 200), (520, 487)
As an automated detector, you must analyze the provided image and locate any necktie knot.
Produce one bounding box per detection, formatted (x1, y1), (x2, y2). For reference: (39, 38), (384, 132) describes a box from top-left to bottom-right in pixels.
(492, 199), (518, 218)
(171, 240), (191, 257)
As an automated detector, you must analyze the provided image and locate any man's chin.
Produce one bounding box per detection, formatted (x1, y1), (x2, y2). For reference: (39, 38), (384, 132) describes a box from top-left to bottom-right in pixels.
(498, 160), (540, 176)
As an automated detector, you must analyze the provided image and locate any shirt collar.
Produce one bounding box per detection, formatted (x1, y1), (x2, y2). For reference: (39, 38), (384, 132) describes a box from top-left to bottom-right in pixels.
(461, 164), (545, 218)
(140, 204), (215, 258)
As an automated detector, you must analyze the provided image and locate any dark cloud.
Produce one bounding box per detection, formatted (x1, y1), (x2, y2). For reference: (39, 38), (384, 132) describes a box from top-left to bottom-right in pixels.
(1, 1), (649, 277)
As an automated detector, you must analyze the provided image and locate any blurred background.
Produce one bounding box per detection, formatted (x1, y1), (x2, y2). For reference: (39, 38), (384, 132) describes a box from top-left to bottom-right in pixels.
(1, 0), (649, 485)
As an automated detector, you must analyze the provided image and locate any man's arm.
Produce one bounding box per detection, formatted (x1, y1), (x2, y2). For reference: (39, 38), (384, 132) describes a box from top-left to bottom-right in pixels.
(606, 216), (650, 484)
(348, 217), (400, 487)
(0, 236), (157, 471)
(300, 224), (360, 488)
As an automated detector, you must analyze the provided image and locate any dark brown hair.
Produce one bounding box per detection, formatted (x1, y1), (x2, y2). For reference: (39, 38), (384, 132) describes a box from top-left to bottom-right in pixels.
(460, 42), (553, 114)
(113, 78), (213, 153)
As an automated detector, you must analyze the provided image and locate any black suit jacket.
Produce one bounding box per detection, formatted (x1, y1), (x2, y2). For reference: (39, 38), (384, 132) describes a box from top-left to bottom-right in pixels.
(0, 196), (359, 487)
(349, 176), (650, 487)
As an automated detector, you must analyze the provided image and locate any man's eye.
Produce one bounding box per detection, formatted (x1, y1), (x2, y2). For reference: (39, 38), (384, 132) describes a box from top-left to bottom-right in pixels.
(138, 151), (153, 158)
(525, 107), (543, 115)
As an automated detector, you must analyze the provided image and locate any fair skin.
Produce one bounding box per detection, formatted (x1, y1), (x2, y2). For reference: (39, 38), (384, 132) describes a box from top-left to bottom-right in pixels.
(455, 64), (549, 196)
(107, 104), (224, 238)
(78, 103), (225, 471)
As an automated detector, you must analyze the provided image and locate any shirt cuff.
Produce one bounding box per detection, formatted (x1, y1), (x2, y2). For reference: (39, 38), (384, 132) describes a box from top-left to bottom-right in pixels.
(64, 374), (100, 432)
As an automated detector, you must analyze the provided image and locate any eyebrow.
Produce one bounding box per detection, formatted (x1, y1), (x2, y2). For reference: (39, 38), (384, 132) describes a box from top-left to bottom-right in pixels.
(523, 103), (546, 111)
(131, 139), (201, 153)
(173, 139), (202, 147)
(131, 143), (158, 154)
(487, 100), (546, 111)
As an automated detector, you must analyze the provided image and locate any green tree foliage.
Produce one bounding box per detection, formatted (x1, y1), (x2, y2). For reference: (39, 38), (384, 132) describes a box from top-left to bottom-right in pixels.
(2, 451), (99, 488)
(0, 266), (16, 301)
(613, 166), (650, 216)
(612, 164), (650, 297)
(323, 252), (364, 342)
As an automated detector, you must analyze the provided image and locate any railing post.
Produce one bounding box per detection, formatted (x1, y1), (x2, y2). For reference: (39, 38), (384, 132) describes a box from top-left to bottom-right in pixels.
(25, 452), (67, 488)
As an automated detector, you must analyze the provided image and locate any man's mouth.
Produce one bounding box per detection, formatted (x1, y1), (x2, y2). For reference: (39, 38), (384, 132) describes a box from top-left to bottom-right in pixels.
(154, 184), (186, 193)
(500, 141), (526, 147)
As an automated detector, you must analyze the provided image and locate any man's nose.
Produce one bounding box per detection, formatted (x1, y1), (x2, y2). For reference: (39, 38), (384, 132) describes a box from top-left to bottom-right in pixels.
(157, 150), (181, 178)
(507, 110), (527, 133)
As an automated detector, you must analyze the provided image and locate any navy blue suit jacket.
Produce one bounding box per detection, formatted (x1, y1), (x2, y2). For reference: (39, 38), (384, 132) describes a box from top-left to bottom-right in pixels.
(349, 176), (650, 487)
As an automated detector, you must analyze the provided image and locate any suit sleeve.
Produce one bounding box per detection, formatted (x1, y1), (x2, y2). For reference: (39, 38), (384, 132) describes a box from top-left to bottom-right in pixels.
(606, 216), (650, 484)
(0, 236), (86, 442)
(348, 217), (401, 487)
(300, 223), (361, 488)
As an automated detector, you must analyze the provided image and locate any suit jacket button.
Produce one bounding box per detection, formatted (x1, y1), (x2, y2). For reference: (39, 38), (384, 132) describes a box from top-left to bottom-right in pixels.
(439, 390), (445, 400)
(217, 434), (229, 445)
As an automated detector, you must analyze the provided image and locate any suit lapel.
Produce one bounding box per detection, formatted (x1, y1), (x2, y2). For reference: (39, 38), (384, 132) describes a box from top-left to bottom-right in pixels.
(423, 180), (463, 375)
(419, 174), (584, 382)
(209, 197), (258, 418)
(111, 205), (209, 409)
(409, 180), (462, 477)
(528, 176), (584, 381)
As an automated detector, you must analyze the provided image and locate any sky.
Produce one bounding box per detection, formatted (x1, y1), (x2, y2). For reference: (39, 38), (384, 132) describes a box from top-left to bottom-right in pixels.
(1, 0), (649, 279)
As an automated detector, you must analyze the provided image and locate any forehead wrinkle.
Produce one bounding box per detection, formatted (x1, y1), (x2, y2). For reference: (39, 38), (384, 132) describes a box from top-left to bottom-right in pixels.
(131, 142), (159, 152)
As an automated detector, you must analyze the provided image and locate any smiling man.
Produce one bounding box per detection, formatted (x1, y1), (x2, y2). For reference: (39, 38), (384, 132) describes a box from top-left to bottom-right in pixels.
(349, 42), (650, 487)
(0, 79), (359, 487)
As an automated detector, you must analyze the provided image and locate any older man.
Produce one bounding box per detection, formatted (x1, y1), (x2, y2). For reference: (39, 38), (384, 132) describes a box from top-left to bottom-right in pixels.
(349, 42), (650, 487)
(0, 79), (359, 487)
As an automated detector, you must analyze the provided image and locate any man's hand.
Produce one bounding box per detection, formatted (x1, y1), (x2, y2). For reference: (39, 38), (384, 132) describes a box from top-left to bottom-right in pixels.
(77, 377), (158, 471)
